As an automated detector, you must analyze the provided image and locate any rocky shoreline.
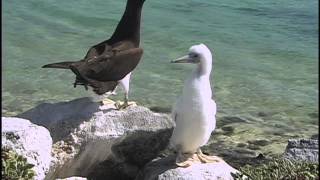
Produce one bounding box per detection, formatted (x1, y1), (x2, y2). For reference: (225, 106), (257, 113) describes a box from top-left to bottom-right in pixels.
(2, 97), (319, 180)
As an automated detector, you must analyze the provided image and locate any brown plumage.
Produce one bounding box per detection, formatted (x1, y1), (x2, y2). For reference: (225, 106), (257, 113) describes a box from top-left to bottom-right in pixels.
(42, 0), (146, 96)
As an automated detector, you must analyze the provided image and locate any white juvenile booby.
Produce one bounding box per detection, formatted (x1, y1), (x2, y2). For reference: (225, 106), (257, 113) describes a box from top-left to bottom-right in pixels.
(170, 44), (223, 167)
(42, 0), (146, 109)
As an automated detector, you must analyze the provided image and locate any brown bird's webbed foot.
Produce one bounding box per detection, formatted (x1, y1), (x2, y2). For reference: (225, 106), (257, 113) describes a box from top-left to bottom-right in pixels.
(175, 152), (202, 168)
(196, 149), (223, 163)
(115, 100), (137, 110)
(101, 98), (116, 106)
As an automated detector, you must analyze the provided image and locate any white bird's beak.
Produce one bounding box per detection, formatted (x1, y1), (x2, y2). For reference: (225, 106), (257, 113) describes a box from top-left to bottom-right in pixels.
(171, 55), (192, 63)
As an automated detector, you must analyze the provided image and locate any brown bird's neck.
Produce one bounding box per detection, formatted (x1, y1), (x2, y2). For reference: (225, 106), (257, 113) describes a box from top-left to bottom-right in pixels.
(109, 0), (144, 46)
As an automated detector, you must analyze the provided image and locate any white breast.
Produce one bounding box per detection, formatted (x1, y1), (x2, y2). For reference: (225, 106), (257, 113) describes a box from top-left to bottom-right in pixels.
(170, 72), (216, 153)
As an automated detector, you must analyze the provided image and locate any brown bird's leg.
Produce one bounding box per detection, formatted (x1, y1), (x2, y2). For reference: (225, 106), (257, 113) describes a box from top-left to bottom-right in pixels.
(115, 73), (137, 110)
(115, 90), (137, 109)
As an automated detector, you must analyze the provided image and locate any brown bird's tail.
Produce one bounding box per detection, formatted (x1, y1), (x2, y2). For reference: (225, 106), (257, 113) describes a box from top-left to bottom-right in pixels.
(42, 61), (76, 69)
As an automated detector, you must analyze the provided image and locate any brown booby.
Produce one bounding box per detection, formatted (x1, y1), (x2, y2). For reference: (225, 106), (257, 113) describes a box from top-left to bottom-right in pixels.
(42, 0), (146, 109)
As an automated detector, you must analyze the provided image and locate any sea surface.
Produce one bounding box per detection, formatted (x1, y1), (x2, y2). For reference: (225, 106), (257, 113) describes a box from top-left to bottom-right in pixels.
(3, 0), (318, 155)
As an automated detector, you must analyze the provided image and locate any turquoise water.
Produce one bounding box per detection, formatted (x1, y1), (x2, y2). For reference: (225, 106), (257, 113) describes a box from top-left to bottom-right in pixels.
(3, 0), (318, 153)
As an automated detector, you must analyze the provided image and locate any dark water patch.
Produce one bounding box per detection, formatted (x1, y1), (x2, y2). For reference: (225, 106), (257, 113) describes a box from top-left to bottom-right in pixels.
(311, 119), (319, 125)
(218, 116), (248, 126)
(149, 106), (171, 113)
(248, 139), (271, 146)
(273, 131), (284, 136)
(203, 138), (273, 168)
(221, 126), (235, 135)
(257, 112), (268, 117)
(308, 112), (318, 119)
(311, 134), (318, 140)
(233, 148), (257, 156)
(234, 7), (268, 16)
(22, 89), (37, 94)
(248, 144), (261, 150)
(237, 143), (247, 148)
(273, 123), (295, 131)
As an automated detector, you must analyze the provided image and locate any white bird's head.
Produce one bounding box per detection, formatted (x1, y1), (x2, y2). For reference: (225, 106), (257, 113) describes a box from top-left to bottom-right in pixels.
(171, 44), (213, 75)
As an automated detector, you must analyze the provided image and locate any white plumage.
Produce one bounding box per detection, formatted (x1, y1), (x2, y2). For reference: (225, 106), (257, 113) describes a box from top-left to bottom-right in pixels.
(170, 44), (220, 167)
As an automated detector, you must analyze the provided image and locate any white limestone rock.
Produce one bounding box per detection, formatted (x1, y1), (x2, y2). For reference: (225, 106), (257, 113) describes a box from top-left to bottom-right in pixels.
(136, 155), (239, 180)
(56, 176), (87, 180)
(284, 139), (318, 163)
(2, 117), (53, 180)
(18, 97), (174, 180)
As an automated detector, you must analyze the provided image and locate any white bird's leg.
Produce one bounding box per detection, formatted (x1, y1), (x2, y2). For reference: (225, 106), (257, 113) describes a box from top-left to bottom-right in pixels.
(196, 148), (223, 163)
(115, 73), (137, 109)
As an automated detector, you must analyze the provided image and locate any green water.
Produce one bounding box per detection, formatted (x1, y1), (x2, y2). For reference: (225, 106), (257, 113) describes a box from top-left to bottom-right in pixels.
(3, 0), (318, 154)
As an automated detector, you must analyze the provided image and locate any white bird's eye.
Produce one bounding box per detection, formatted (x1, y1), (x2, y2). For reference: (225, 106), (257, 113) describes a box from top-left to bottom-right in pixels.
(189, 53), (198, 58)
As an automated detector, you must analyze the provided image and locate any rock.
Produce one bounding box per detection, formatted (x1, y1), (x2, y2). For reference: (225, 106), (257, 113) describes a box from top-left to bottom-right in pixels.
(136, 155), (239, 180)
(18, 98), (174, 180)
(2, 117), (53, 180)
(283, 139), (318, 163)
(18, 97), (101, 142)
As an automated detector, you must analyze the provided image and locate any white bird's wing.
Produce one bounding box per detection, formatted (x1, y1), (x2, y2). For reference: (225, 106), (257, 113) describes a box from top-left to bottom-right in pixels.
(169, 97), (183, 150)
(171, 97), (182, 123)
(211, 99), (217, 116)
(209, 99), (217, 132)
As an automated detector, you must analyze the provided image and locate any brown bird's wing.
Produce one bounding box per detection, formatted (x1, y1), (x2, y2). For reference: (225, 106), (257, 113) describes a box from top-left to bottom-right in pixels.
(41, 41), (136, 69)
(71, 47), (143, 82)
(84, 40), (135, 60)
(69, 47), (143, 95)
(41, 40), (141, 95)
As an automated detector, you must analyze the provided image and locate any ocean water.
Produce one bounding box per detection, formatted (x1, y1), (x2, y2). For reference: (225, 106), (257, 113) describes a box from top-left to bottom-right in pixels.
(3, 0), (318, 154)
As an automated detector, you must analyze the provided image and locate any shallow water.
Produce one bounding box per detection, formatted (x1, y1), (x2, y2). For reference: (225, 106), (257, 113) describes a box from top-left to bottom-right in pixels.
(3, 0), (318, 154)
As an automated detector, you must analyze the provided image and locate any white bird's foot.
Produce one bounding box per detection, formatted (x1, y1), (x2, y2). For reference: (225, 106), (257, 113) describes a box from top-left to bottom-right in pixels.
(175, 153), (201, 167)
(115, 101), (137, 110)
(196, 149), (223, 163)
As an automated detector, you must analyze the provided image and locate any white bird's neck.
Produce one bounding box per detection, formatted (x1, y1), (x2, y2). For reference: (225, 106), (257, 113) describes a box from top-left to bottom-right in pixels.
(196, 54), (212, 77)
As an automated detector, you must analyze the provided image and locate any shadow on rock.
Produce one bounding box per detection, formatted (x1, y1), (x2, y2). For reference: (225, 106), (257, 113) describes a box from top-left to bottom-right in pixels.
(135, 155), (178, 180)
(17, 97), (100, 142)
(87, 129), (173, 180)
